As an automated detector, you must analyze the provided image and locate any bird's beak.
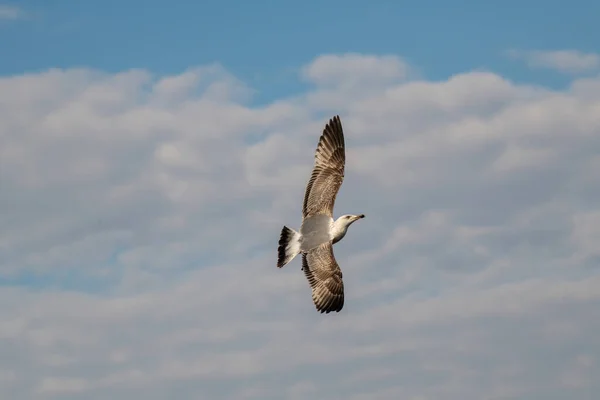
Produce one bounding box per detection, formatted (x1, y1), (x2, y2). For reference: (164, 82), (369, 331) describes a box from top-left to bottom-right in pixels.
(357, 214), (365, 219)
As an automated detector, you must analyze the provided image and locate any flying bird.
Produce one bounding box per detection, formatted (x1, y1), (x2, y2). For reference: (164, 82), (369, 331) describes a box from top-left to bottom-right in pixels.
(277, 115), (365, 314)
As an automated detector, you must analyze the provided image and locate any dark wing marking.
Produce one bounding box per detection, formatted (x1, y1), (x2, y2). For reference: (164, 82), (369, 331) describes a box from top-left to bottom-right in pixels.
(302, 242), (344, 313)
(302, 115), (346, 218)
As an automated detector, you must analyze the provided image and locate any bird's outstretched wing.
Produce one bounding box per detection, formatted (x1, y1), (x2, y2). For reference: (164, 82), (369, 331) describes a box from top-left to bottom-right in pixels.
(302, 242), (344, 313)
(302, 115), (346, 218)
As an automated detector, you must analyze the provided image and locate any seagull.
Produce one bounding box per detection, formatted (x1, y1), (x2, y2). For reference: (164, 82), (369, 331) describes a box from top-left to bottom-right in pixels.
(277, 115), (365, 314)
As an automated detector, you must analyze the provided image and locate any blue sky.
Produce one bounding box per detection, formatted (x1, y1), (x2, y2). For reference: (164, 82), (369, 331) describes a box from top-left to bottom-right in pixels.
(2, 0), (599, 101)
(1, 2), (600, 399)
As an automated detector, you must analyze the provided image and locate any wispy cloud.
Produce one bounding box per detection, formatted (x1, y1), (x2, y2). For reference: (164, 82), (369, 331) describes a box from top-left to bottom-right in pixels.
(1, 53), (599, 399)
(0, 4), (22, 20)
(507, 49), (600, 74)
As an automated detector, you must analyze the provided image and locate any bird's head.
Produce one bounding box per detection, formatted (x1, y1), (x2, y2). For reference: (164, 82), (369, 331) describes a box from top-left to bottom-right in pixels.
(338, 214), (365, 227)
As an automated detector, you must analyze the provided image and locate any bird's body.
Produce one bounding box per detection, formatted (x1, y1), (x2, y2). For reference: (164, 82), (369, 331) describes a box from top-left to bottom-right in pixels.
(277, 115), (365, 314)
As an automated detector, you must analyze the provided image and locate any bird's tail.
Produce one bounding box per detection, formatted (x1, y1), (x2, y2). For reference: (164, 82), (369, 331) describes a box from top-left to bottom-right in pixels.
(277, 226), (301, 268)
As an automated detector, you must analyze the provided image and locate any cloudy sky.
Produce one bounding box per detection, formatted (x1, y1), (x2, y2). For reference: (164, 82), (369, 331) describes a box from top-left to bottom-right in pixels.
(1, 1), (600, 399)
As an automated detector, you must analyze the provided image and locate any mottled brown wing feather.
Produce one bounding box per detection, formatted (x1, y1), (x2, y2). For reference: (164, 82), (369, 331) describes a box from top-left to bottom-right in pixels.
(302, 115), (346, 218)
(302, 242), (344, 313)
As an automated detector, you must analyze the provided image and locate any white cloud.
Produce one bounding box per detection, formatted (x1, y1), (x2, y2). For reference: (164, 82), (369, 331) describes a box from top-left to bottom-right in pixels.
(1, 52), (600, 399)
(507, 49), (600, 74)
(0, 4), (21, 20)
(302, 53), (409, 87)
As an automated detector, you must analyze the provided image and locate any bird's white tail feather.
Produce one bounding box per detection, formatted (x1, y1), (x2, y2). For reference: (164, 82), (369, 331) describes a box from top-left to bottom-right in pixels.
(277, 226), (301, 268)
